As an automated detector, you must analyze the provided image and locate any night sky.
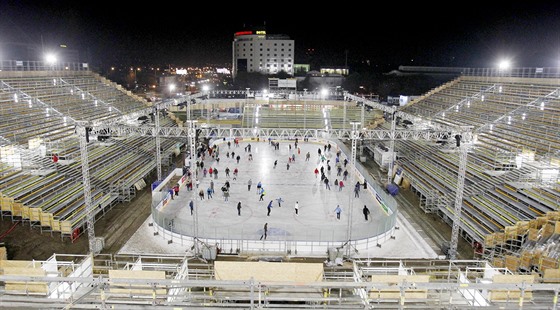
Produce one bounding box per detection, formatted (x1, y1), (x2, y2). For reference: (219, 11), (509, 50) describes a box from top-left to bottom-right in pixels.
(1, 1), (559, 70)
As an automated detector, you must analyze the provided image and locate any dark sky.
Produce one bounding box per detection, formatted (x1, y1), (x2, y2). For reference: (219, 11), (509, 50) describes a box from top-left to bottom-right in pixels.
(1, 1), (559, 70)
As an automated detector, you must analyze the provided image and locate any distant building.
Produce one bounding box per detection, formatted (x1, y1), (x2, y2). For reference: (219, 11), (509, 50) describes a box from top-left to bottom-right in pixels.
(320, 67), (349, 76)
(295, 70), (345, 91)
(232, 27), (294, 79)
(294, 64), (310, 76)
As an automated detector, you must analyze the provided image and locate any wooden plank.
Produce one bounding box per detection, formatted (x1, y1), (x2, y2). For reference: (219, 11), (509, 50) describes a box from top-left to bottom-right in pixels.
(489, 274), (534, 301)
(40, 212), (53, 227)
(0, 196), (13, 212)
(21, 204), (30, 220)
(0, 247), (7, 260)
(516, 221), (529, 234)
(504, 226), (517, 240)
(543, 269), (560, 283)
(108, 270), (166, 295)
(546, 211), (560, 221)
(60, 221), (73, 235)
(52, 219), (61, 232)
(369, 275), (430, 300)
(493, 257), (504, 268)
(29, 207), (41, 222)
(484, 234), (495, 247)
(540, 256), (559, 270)
(505, 255), (520, 272)
(528, 228), (539, 241)
(214, 261), (323, 282)
(3, 267), (48, 294)
(12, 202), (23, 217)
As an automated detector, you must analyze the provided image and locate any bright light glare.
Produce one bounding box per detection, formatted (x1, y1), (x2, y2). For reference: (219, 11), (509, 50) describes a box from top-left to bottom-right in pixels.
(169, 84), (176, 91)
(498, 60), (510, 70)
(202, 85), (209, 92)
(45, 53), (57, 64)
(321, 88), (329, 96)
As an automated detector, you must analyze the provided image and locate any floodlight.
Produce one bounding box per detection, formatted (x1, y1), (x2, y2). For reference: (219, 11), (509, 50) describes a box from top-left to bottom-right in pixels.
(498, 60), (511, 70)
(45, 53), (57, 64)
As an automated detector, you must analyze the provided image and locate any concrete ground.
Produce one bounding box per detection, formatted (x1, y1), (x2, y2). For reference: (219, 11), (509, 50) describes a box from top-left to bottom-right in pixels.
(118, 139), (439, 259)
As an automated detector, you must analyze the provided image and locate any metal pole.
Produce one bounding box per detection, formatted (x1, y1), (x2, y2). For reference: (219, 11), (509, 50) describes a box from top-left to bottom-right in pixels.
(346, 122), (360, 256)
(155, 107), (162, 181)
(187, 120), (199, 255)
(449, 131), (469, 260)
(77, 124), (97, 254)
(387, 107), (397, 184)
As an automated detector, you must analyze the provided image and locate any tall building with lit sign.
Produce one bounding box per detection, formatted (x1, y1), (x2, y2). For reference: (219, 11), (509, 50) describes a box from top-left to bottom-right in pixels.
(232, 27), (294, 79)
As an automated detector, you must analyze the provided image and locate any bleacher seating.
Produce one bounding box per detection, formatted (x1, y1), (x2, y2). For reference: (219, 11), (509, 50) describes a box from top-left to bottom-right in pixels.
(394, 75), (560, 246)
(0, 70), (182, 240)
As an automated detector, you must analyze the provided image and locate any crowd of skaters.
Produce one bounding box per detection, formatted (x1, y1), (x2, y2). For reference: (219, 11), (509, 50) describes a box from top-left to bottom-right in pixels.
(183, 136), (374, 238)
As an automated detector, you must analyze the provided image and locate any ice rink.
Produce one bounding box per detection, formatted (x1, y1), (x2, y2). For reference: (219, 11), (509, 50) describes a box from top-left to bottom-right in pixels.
(118, 138), (438, 259)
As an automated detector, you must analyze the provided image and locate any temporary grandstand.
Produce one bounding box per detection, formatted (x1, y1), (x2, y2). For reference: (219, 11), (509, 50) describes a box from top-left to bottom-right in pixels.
(0, 61), (558, 308)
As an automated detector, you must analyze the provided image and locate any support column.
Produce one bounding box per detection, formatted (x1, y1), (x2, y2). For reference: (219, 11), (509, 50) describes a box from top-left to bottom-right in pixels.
(187, 120), (199, 255)
(77, 125), (97, 254)
(155, 107), (162, 181)
(387, 107), (397, 185)
(449, 133), (469, 260)
(346, 122), (360, 256)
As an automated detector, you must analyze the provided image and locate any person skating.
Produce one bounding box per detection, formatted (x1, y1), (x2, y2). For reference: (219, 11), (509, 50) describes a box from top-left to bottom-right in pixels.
(334, 205), (342, 220)
(259, 187), (265, 201)
(237, 201), (242, 216)
(260, 223), (268, 240)
(363, 205), (370, 221)
(267, 200), (273, 216)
